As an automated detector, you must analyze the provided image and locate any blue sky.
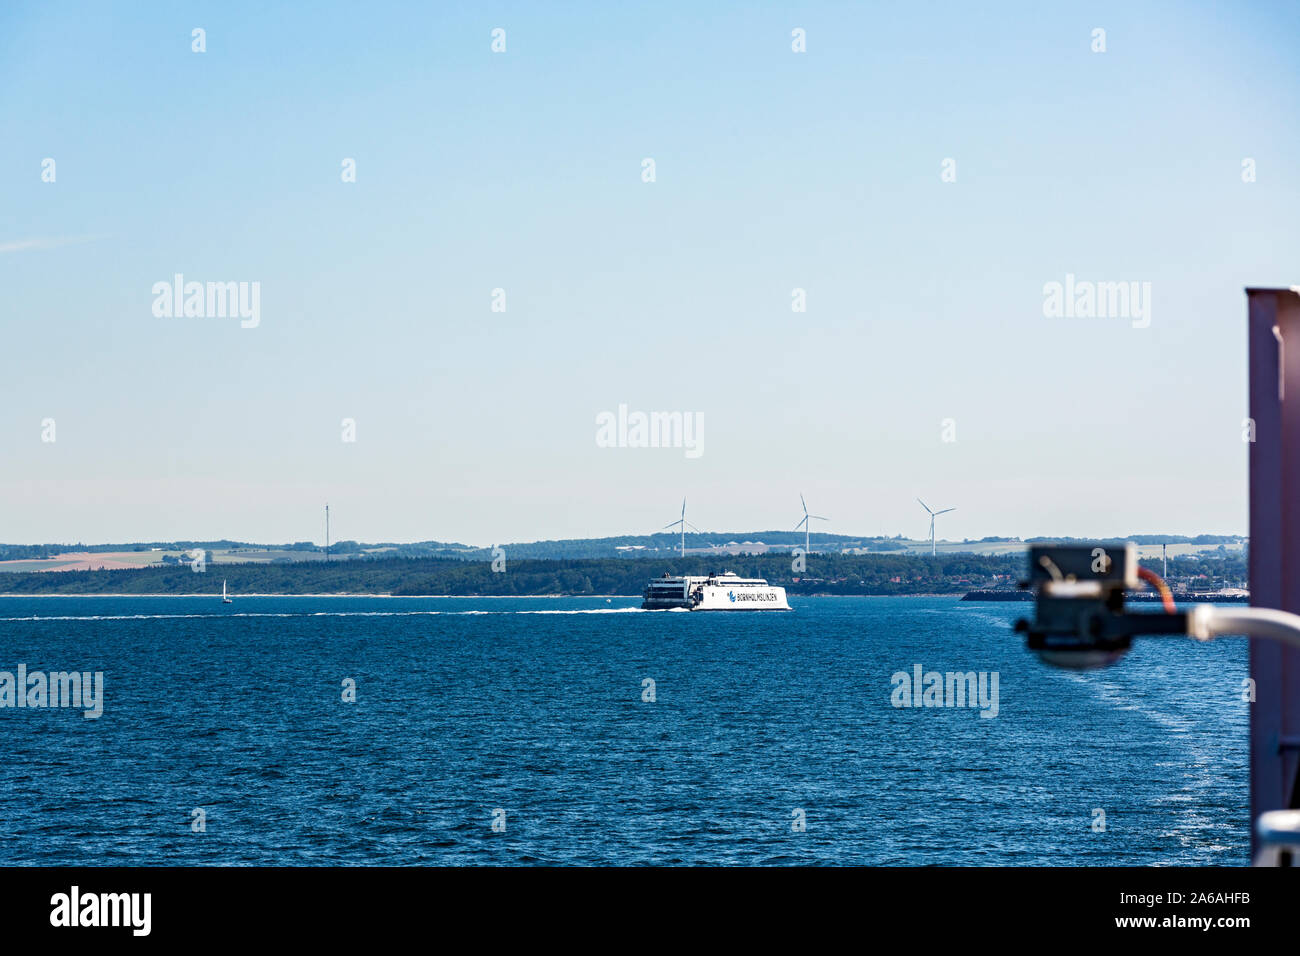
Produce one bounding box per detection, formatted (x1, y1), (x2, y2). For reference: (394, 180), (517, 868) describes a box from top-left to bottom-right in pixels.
(2, 1), (1297, 545)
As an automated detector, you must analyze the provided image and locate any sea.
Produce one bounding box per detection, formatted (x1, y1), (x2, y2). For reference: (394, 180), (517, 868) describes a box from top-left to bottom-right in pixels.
(0, 595), (1248, 866)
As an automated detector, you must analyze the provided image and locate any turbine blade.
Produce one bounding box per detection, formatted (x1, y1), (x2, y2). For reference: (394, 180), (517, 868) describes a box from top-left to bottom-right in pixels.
(917, 498), (932, 514)
(661, 520), (680, 530)
(800, 493), (808, 515)
(811, 515), (828, 521)
(935, 508), (955, 515)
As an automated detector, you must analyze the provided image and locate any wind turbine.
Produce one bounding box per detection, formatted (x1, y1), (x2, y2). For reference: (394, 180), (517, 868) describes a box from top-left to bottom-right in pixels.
(794, 493), (829, 554)
(917, 498), (955, 556)
(661, 497), (700, 557)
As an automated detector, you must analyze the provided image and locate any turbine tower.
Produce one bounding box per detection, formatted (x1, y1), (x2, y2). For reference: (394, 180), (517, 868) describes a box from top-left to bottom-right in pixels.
(794, 493), (829, 554)
(917, 498), (955, 556)
(661, 497), (700, 558)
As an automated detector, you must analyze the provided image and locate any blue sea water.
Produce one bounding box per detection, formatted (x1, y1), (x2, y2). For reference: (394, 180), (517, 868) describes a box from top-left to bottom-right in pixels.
(0, 595), (1248, 865)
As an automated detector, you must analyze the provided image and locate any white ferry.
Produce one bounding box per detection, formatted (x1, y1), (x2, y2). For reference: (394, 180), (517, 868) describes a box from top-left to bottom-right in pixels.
(641, 571), (790, 611)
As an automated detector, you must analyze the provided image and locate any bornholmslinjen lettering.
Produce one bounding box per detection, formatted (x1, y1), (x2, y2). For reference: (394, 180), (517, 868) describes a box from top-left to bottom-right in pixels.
(0, 665), (104, 719)
(891, 664), (999, 718)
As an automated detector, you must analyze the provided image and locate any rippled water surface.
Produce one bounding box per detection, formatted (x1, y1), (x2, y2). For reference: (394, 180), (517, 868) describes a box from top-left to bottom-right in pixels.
(0, 595), (1248, 865)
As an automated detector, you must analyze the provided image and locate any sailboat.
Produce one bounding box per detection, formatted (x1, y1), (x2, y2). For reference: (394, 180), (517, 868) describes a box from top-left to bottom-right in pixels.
(222, 580), (233, 604)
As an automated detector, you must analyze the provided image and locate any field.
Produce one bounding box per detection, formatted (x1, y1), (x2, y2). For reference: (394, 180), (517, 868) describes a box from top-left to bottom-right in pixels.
(0, 551), (161, 573)
(210, 549), (329, 564)
(0, 548), (329, 573)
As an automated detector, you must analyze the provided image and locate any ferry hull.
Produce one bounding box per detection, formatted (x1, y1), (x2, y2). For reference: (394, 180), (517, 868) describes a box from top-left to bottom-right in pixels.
(641, 580), (790, 610)
(692, 585), (788, 610)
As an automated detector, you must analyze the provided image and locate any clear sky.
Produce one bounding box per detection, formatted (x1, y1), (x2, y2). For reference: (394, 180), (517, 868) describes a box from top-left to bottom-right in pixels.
(2, 1), (1297, 546)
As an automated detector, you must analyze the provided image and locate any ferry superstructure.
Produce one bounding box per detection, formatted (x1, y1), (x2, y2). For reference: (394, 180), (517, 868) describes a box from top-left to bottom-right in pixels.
(642, 571), (790, 611)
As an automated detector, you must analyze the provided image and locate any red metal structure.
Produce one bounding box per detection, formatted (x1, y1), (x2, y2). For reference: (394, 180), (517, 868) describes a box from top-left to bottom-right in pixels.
(1247, 286), (1300, 858)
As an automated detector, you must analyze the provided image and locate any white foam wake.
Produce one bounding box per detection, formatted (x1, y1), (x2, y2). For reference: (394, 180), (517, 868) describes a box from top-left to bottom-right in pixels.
(0, 607), (653, 622)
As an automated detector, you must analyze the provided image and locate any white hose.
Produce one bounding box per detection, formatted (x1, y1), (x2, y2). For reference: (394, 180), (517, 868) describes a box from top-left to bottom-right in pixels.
(1186, 604), (1300, 650)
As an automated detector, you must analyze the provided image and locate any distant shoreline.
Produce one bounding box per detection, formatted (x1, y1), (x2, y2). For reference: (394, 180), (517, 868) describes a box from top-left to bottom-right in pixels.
(0, 551), (1244, 600)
